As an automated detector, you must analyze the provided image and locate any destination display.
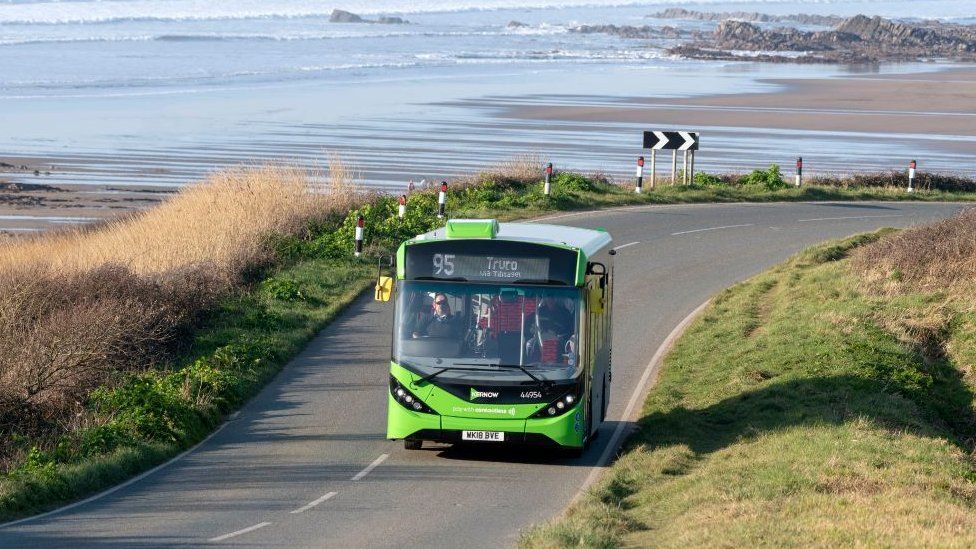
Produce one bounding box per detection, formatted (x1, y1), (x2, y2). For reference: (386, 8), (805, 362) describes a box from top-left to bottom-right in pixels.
(432, 253), (550, 282)
(404, 240), (578, 285)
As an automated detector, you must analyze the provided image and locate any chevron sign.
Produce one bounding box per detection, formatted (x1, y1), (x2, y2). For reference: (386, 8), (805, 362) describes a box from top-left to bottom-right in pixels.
(643, 131), (699, 151)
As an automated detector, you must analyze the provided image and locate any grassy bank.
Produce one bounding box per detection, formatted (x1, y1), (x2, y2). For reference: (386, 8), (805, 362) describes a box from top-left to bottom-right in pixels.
(1, 159), (974, 523)
(522, 210), (976, 547)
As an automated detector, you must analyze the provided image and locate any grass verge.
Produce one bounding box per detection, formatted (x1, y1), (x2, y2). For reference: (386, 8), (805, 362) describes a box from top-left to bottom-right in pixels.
(1, 161), (974, 524)
(521, 216), (976, 547)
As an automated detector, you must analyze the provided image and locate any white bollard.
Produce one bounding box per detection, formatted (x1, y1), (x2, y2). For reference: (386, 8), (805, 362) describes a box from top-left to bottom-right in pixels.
(398, 194), (406, 218)
(635, 156), (644, 193)
(795, 157), (803, 187)
(354, 215), (364, 257)
(544, 162), (553, 196)
(907, 159), (916, 193)
(438, 181), (447, 218)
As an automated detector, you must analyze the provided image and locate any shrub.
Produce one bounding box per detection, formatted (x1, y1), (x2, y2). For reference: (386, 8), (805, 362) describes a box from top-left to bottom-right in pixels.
(262, 277), (306, 302)
(694, 172), (727, 186)
(740, 164), (788, 191)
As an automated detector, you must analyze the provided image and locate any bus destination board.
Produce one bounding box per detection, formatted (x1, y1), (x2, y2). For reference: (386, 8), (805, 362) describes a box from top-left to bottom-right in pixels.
(432, 254), (549, 282)
(404, 240), (578, 285)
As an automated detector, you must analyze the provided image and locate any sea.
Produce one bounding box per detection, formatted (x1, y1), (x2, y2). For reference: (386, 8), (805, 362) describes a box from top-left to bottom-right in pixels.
(1, 0), (975, 202)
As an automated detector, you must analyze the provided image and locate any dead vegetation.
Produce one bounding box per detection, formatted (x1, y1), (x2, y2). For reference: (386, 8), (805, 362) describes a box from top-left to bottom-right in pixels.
(809, 171), (976, 193)
(851, 207), (976, 303)
(0, 163), (362, 277)
(0, 161), (363, 466)
(452, 153), (547, 188)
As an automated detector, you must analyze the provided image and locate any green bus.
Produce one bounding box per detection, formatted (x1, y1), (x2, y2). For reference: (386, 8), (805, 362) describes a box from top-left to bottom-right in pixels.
(375, 218), (613, 454)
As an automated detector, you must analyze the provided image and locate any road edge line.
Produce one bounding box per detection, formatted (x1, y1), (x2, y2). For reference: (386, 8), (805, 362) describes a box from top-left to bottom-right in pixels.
(0, 420), (232, 530)
(566, 298), (712, 511)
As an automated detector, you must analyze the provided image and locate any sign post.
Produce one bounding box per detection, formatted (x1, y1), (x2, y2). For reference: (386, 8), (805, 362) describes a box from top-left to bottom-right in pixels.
(682, 150), (689, 185)
(671, 151), (677, 185)
(650, 151), (657, 188)
(643, 131), (700, 187)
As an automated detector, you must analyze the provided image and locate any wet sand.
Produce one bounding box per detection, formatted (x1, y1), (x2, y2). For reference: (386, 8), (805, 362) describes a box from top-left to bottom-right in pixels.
(3, 65), (975, 235)
(0, 156), (172, 235)
(503, 67), (976, 136)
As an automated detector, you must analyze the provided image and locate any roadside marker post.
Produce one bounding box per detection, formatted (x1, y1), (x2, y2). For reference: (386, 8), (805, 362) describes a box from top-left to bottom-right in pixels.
(354, 215), (364, 257)
(635, 156), (644, 193)
(643, 131), (699, 187)
(407, 180), (415, 193)
(398, 194), (407, 218)
(908, 159), (916, 193)
(544, 162), (553, 196)
(437, 181), (447, 218)
(795, 157), (803, 187)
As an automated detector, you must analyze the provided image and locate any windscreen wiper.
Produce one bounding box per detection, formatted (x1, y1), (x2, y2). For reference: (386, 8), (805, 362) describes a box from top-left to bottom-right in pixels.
(416, 365), (494, 384)
(455, 362), (553, 389)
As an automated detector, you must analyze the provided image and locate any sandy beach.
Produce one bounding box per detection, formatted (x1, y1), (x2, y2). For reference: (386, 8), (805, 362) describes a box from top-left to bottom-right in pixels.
(0, 68), (976, 234)
(503, 67), (976, 137)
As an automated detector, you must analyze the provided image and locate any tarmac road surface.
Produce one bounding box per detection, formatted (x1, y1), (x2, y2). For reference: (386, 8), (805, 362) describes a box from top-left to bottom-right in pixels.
(0, 201), (967, 548)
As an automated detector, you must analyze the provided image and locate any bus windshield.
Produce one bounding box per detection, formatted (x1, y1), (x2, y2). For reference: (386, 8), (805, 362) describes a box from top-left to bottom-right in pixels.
(394, 281), (582, 382)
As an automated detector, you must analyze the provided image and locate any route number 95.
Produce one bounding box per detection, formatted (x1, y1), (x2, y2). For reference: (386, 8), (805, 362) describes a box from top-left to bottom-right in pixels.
(433, 253), (456, 276)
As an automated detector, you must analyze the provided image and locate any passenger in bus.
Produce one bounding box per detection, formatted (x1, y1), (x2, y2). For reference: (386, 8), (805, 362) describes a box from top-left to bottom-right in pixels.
(411, 293), (460, 339)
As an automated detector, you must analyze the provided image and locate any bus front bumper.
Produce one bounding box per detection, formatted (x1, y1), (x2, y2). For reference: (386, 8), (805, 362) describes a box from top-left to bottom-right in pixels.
(387, 395), (585, 448)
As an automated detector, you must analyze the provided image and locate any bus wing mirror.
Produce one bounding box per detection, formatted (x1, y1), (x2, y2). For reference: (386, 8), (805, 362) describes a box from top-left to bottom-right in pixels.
(375, 276), (394, 302)
(586, 275), (605, 314)
(587, 286), (604, 314)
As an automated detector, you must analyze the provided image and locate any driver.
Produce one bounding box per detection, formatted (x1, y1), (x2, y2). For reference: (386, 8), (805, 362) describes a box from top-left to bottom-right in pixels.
(411, 293), (459, 339)
(526, 296), (575, 363)
(536, 296), (573, 338)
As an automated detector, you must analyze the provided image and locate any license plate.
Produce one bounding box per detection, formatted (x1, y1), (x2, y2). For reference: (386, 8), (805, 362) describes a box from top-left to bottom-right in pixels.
(462, 430), (505, 442)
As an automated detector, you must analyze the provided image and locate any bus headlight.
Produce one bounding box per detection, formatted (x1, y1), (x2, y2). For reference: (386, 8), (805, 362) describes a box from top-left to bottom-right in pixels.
(531, 389), (579, 419)
(390, 376), (437, 415)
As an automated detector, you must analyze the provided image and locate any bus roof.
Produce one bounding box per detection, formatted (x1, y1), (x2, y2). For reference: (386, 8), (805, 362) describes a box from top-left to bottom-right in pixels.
(410, 220), (612, 257)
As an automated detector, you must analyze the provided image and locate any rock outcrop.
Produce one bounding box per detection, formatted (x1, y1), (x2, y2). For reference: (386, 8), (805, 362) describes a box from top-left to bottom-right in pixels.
(329, 9), (408, 24)
(671, 15), (976, 63)
(570, 24), (683, 40)
(651, 8), (843, 27)
(329, 10), (364, 23)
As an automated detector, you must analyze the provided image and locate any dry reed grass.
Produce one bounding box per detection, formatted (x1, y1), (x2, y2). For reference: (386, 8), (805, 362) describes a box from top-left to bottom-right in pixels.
(851, 208), (976, 304)
(454, 153), (546, 188)
(0, 159), (366, 453)
(0, 161), (363, 278)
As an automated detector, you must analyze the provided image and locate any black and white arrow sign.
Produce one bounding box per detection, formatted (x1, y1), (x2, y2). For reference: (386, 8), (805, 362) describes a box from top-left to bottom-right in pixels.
(643, 131), (699, 151)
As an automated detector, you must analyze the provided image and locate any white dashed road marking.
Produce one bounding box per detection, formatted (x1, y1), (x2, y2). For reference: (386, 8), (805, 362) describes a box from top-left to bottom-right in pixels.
(290, 492), (338, 514)
(671, 223), (753, 236)
(797, 214), (903, 222)
(209, 522), (272, 542)
(351, 454), (389, 481)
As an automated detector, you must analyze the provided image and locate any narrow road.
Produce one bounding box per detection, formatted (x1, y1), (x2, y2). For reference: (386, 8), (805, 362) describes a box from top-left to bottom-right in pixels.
(0, 201), (966, 548)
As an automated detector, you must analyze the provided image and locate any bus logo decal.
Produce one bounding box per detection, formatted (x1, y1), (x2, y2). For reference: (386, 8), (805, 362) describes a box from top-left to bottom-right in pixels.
(470, 388), (499, 400)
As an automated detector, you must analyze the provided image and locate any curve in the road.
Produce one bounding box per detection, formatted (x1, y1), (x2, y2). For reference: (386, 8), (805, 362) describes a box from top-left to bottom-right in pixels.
(0, 201), (968, 548)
